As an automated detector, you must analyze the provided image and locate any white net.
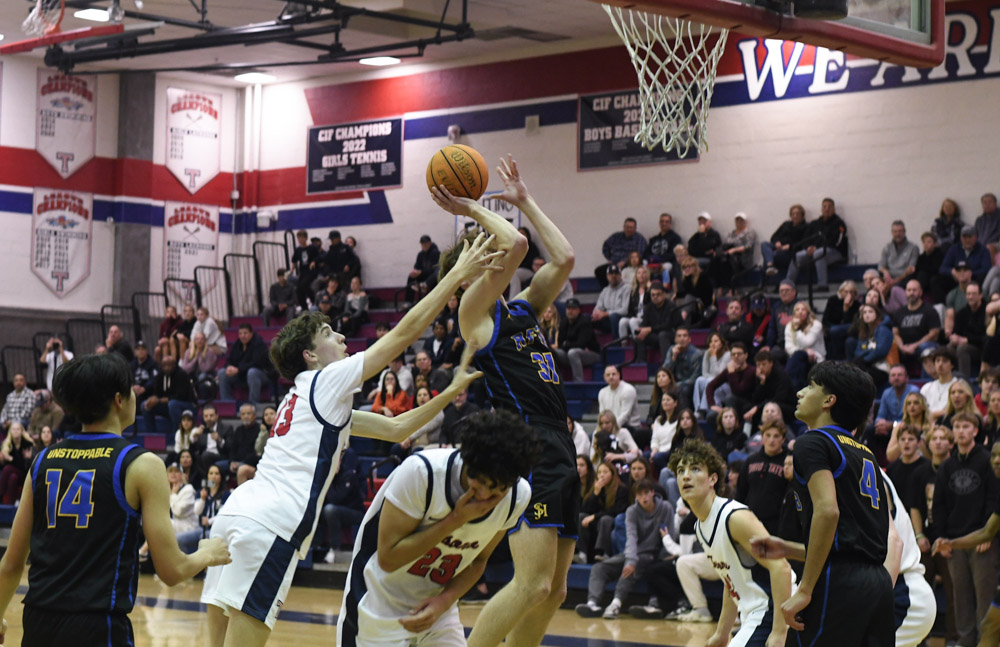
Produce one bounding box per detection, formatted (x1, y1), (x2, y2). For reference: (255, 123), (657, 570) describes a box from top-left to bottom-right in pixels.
(22, 0), (64, 37)
(603, 5), (729, 157)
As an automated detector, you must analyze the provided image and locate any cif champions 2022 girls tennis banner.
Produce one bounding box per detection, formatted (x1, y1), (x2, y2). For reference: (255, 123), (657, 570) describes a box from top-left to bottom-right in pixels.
(37, 71), (97, 178)
(166, 87), (222, 195)
(31, 189), (92, 298)
(163, 201), (219, 284)
(306, 118), (403, 194)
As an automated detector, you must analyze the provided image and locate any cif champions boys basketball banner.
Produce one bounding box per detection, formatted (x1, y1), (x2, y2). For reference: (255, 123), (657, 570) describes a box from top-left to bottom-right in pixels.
(306, 117), (403, 194)
(36, 71), (97, 178)
(166, 87), (222, 194)
(31, 189), (92, 298)
(163, 201), (219, 293)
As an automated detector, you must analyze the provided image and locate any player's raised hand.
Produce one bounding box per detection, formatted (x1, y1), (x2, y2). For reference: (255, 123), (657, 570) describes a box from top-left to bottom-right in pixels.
(496, 154), (529, 205)
(453, 488), (504, 524)
(450, 232), (505, 282)
(399, 594), (450, 633)
(781, 589), (810, 632)
(198, 537), (232, 567)
(430, 184), (477, 217)
(449, 343), (484, 393)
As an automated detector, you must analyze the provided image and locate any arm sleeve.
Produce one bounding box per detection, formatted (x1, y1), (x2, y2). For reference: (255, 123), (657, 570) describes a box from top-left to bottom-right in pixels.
(624, 505), (639, 566)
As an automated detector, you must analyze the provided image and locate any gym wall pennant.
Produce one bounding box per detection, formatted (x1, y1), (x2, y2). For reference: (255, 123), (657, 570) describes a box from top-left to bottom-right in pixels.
(166, 87), (221, 194)
(163, 201), (219, 285)
(36, 71), (97, 178)
(31, 188), (93, 297)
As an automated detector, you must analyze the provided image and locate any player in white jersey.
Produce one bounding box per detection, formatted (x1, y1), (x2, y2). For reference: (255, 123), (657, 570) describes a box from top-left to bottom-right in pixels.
(881, 470), (936, 647)
(338, 410), (538, 647)
(669, 439), (793, 647)
(202, 234), (502, 647)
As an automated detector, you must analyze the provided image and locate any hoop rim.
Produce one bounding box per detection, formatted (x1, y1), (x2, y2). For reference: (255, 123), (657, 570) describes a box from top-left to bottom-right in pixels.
(595, 0), (945, 68)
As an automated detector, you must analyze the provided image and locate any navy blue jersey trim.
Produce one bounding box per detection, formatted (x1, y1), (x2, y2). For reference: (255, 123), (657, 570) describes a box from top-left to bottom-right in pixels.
(507, 299), (537, 319)
(489, 350), (524, 416)
(748, 606), (773, 646)
(444, 450), (460, 510)
(67, 433), (121, 441)
(112, 445), (142, 518)
(31, 447), (50, 486)
(309, 369), (351, 429)
(697, 498), (732, 548)
(242, 535), (296, 623)
(109, 516), (131, 610)
(724, 508), (759, 570)
(505, 481), (519, 524)
(893, 569), (911, 629)
(290, 418), (349, 548)
(341, 507), (381, 647)
(411, 452), (434, 516)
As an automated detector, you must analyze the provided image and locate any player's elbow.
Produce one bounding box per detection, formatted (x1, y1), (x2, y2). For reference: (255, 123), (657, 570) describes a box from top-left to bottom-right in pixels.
(508, 233), (529, 261)
(552, 248), (576, 272)
(376, 549), (402, 573)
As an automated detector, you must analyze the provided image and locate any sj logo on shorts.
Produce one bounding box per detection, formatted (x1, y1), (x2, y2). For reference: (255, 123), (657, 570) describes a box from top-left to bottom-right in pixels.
(533, 503), (548, 520)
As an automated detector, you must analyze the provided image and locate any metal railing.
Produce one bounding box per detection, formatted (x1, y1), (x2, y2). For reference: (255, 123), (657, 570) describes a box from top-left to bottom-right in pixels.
(65, 318), (105, 356)
(194, 266), (232, 327)
(283, 230), (296, 268)
(132, 292), (169, 346)
(224, 253), (263, 318)
(253, 241), (290, 302)
(1, 345), (43, 389)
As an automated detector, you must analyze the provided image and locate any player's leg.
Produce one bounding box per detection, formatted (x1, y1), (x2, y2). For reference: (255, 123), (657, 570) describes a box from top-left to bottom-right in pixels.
(727, 607), (770, 647)
(206, 604), (228, 647)
(466, 525), (564, 647)
(222, 609), (272, 647)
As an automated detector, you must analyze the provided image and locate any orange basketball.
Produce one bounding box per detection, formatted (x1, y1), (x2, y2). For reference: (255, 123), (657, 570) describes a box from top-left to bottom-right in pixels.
(426, 144), (489, 200)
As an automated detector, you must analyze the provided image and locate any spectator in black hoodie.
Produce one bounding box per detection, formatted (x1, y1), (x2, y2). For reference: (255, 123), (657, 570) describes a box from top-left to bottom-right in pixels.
(742, 350), (795, 427)
(218, 403), (262, 483)
(141, 355), (195, 437)
(786, 197), (848, 289)
(932, 412), (1000, 647)
(762, 203), (809, 278)
(916, 231), (948, 304)
(634, 281), (676, 363)
(553, 298), (600, 382)
(129, 340), (158, 408)
(216, 323), (273, 405)
(406, 234), (440, 302)
(736, 420), (790, 534)
(291, 230), (321, 308)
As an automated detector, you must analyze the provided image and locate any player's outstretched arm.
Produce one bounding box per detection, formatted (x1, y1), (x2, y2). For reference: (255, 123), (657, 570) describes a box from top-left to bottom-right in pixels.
(732, 510), (791, 646)
(128, 454), (231, 585)
(377, 488), (504, 574)
(749, 535), (806, 562)
(497, 156), (575, 313)
(0, 475), (35, 641)
(353, 345), (482, 442)
(362, 232), (501, 380)
(398, 530), (506, 634)
(937, 513), (1000, 555)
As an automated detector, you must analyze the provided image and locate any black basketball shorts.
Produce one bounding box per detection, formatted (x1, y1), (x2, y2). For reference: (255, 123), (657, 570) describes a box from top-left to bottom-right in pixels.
(22, 605), (134, 647)
(515, 423), (580, 539)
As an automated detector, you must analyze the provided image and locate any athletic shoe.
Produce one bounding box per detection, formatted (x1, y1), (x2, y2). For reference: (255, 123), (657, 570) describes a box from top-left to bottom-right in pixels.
(460, 587), (491, 604)
(575, 601), (603, 618)
(603, 602), (621, 619)
(664, 603), (692, 620)
(573, 551), (588, 564)
(323, 549), (336, 564)
(765, 266), (778, 276)
(675, 608), (713, 623)
(628, 605), (665, 620)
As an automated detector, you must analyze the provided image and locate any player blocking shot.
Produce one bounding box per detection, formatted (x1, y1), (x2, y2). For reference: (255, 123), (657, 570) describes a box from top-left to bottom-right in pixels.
(751, 362), (901, 647)
(669, 438), (793, 647)
(201, 235), (501, 647)
(0, 353), (232, 647)
(337, 410), (540, 646)
(431, 155), (578, 647)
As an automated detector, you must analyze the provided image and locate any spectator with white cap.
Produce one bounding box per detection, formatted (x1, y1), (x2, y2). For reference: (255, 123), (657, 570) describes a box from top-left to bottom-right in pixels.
(687, 212), (721, 269)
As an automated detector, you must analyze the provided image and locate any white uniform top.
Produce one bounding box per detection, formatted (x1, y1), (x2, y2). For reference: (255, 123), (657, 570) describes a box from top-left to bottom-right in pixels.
(218, 352), (364, 558)
(695, 496), (774, 617)
(882, 470), (925, 577)
(338, 448), (530, 644)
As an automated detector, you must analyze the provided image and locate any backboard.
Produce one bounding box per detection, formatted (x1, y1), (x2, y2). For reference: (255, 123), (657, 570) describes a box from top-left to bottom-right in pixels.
(592, 0), (944, 67)
(0, 24), (125, 56)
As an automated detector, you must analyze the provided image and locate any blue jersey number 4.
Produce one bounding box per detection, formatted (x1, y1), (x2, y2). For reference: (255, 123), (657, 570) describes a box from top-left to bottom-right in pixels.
(859, 458), (881, 509)
(44, 469), (96, 529)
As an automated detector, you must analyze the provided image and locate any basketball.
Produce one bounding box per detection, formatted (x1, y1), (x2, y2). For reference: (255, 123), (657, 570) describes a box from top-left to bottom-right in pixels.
(426, 144), (489, 200)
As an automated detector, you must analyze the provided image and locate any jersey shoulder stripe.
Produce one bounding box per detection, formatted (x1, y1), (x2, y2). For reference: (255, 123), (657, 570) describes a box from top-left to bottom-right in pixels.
(411, 452), (435, 514)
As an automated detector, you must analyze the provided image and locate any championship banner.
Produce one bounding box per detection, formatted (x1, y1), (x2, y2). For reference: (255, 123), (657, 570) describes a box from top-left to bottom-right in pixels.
(578, 89), (696, 171)
(306, 117), (403, 194)
(37, 71), (97, 178)
(163, 201), (219, 285)
(31, 188), (92, 298)
(166, 87), (222, 194)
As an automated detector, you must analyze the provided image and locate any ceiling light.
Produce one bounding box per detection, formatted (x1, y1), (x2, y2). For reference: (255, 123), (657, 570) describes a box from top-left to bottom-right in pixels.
(234, 72), (276, 84)
(359, 56), (400, 66)
(74, 8), (111, 22)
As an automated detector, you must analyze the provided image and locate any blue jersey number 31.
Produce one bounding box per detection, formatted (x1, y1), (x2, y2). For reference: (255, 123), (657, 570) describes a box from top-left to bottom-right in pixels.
(530, 352), (561, 384)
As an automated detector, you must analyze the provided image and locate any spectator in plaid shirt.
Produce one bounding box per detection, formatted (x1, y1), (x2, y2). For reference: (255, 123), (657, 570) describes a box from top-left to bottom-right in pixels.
(1, 374), (35, 431)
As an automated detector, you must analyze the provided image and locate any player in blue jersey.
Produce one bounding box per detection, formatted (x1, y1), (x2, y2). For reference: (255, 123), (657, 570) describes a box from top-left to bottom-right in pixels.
(432, 155), (577, 647)
(0, 353), (231, 646)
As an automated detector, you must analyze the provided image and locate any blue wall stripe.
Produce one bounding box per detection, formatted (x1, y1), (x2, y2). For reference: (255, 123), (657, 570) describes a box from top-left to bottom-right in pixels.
(403, 99), (578, 140)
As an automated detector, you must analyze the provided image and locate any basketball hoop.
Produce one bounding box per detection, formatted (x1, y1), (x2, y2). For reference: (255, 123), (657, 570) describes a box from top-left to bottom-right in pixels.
(602, 5), (728, 157)
(23, 0), (65, 36)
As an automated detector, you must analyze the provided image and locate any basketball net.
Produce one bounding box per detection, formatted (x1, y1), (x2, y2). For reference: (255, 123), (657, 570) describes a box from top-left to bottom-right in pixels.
(603, 5), (729, 157)
(23, 0), (65, 36)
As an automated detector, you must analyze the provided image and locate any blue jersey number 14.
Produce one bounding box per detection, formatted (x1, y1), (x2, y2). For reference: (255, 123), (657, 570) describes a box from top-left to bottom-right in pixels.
(44, 469), (96, 529)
